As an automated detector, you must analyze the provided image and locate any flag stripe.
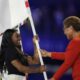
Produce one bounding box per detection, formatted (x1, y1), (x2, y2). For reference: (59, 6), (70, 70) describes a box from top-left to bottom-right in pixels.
(25, 1), (29, 7)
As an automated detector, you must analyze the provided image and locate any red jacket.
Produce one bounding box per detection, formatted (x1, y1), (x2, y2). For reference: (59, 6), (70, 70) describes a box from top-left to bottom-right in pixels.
(51, 38), (80, 80)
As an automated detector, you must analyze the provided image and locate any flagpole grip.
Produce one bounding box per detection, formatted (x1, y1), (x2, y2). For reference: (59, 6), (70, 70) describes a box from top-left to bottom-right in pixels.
(34, 40), (48, 80)
(27, 4), (48, 80)
(26, 0), (48, 80)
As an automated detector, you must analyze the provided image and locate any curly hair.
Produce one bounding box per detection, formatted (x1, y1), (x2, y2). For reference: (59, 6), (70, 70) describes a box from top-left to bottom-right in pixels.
(63, 16), (80, 31)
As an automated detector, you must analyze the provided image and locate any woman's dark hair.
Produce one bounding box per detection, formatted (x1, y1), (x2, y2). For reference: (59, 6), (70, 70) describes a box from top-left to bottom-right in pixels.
(1, 29), (17, 48)
(63, 16), (80, 31)
(0, 29), (17, 72)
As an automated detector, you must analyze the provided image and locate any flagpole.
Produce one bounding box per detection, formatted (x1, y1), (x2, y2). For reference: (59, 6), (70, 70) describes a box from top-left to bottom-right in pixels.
(25, 1), (48, 80)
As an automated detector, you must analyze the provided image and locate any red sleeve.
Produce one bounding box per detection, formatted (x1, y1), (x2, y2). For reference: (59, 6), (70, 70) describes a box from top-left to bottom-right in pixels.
(51, 52), (65, 60)
(53, 40), (80, 80)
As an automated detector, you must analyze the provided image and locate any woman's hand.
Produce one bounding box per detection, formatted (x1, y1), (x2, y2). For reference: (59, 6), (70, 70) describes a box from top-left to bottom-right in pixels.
(41, 49), (51, 57)
(39, 65), (46, 73)
(33, 35), (39, 44)
(41, 49), (48, 57)
(49, 77), (56, 80)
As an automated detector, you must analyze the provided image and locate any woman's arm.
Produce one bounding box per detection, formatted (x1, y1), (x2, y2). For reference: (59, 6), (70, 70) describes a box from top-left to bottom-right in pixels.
(23, 36), (40, 65)
(11, 59), (45, 74)
(41, 50), (65, 60)
(33, 38), (40, 64)
(33, 35), (65, 61)
(24, 45), (40, 65)
(26, 35), (40, 64)
(51, 52), (65, 60)
(51, 40), (80, 80)
(25, 55), (39, 65)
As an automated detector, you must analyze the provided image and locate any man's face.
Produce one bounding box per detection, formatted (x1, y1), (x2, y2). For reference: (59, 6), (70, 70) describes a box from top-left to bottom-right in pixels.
(64, 26), (75, 40)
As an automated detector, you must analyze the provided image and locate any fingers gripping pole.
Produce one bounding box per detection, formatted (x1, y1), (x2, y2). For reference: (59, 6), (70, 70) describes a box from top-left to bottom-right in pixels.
(29, 15), (48, 80)
(27, 2), (48, 80)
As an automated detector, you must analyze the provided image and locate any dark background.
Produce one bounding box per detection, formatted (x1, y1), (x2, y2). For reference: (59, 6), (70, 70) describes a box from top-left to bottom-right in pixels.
(20, 0), (80, 80)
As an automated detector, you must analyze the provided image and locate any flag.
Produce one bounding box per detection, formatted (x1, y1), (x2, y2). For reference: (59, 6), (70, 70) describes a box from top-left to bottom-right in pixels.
(25, 0), (29, 8)
(9, 0), (28, 28)
(0, 0), (28, 45)
(25, 1), (48, 80)
(0, 0), (28, 32)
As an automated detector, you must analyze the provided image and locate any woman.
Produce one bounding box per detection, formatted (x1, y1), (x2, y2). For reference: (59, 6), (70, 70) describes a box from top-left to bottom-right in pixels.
(34, 16), (80, 80)
(0, 29), (45, 80)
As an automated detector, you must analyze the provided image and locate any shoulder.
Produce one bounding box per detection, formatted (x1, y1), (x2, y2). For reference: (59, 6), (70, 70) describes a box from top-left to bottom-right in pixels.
(67, 39), (80, 49)
(5, 47), (17, 54)
(70, 39), (80, 45)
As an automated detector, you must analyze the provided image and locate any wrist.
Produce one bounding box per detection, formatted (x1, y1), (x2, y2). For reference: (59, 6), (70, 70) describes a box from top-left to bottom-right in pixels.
(39, 66), (42, 73)
(47, 52), (51, 57)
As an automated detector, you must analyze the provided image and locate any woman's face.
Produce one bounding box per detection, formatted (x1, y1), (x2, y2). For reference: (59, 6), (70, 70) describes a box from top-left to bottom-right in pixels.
(64, 26), (75, 40)
(11, 31), (21, 46)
